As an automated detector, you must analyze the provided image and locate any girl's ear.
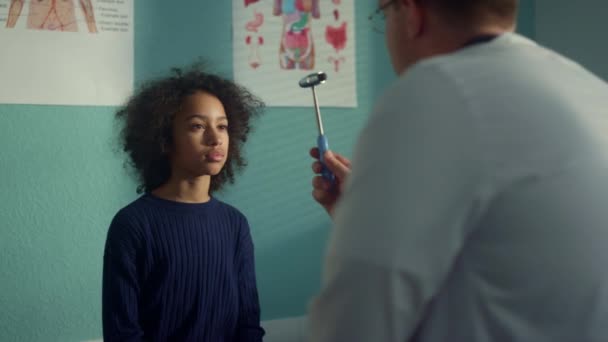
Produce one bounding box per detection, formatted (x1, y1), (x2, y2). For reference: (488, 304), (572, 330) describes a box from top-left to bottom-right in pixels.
(161, 125), (174, 155)
(160, 137), (172, 155)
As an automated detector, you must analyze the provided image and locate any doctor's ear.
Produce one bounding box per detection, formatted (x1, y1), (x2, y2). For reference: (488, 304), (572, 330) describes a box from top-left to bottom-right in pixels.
(403, 0), (425, 39)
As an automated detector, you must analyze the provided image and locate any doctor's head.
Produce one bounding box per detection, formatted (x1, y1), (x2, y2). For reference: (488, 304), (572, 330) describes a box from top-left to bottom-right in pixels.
(370, 0), (518, 74)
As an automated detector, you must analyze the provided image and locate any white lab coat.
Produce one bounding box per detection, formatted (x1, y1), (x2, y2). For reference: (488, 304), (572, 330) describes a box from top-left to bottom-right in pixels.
(309, 33), (608, 342)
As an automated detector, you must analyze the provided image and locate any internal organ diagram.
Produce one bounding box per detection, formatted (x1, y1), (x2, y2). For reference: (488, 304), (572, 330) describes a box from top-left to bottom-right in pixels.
(325, 22), (347, 72)
(246, 35), (264, 69)
(244, 0), (260, 7)
(273, 0), (320, 70)
(245, 10), (263, 32)
(325, 22), (346, 53)
(327, 56), (344, 72)
(6, 0), (98, 33)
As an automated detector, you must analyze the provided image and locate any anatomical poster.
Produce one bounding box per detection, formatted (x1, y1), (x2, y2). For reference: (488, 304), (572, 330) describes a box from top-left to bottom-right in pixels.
(0, 0), (133, 106)
(233, 0), (357, 108)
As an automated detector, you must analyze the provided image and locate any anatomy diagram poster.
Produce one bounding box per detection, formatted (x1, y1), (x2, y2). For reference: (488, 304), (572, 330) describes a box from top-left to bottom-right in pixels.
(233, 0), (357, 108)
(0, 0), (133, 106)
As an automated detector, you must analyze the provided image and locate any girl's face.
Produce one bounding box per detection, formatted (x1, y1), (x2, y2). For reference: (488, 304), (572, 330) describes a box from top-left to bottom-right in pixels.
(169, 91), (230, 178)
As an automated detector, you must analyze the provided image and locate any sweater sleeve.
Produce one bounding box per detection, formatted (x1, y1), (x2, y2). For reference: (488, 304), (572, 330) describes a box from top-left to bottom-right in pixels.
(102, 213), (145, 342)
(234, 216), (265, 342)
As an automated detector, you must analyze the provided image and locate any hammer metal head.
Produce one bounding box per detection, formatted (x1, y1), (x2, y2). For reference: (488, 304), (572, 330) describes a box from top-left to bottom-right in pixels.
(299, 71), (327, 88)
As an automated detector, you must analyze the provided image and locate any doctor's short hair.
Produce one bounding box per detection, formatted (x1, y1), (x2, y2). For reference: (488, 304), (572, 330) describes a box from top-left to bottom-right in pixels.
(419, 0), (518, 27)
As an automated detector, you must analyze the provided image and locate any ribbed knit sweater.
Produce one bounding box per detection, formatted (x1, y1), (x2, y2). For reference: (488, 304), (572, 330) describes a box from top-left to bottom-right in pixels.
(102, 194), (264, 341)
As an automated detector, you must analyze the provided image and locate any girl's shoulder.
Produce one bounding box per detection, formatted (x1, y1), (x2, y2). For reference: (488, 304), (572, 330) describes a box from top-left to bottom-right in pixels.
(105, 196), (154, 249)
(108, 195), (152, 233)
(113, 194), (155, 222)
(212, 198), (249, 223)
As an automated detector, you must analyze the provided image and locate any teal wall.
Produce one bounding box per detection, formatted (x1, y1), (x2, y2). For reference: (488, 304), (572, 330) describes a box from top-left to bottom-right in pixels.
(535, 0), (608, 80)
(0, 1), (535, 341)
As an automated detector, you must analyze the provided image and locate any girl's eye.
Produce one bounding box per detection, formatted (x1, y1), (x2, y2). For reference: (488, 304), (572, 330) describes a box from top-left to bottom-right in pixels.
(218, 125), (229, 130)
(191, 124), (205, 130)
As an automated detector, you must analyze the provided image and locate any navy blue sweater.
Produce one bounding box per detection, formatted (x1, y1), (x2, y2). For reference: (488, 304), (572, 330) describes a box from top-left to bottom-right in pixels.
(102, 194), (264, 341)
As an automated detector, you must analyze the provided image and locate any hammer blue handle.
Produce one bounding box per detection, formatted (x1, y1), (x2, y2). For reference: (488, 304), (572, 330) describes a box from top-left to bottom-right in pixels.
(317, 134), (335, 184)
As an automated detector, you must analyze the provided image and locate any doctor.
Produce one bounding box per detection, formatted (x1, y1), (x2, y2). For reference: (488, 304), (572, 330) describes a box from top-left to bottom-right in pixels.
(308, 0), (608, 341)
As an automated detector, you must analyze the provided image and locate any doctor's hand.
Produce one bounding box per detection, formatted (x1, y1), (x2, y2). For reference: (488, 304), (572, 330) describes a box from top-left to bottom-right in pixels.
(310, 147), (351, 218)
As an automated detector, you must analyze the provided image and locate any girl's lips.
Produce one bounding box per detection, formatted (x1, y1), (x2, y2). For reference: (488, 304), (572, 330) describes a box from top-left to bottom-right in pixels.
(205, 152), (225, 162)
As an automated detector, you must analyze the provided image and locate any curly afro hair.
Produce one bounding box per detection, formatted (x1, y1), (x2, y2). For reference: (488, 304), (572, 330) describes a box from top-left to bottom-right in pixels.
(116, 62), (265, 194)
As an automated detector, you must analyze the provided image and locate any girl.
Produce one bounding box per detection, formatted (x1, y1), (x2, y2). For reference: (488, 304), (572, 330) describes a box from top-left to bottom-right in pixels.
(102, 63), (265, 341)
